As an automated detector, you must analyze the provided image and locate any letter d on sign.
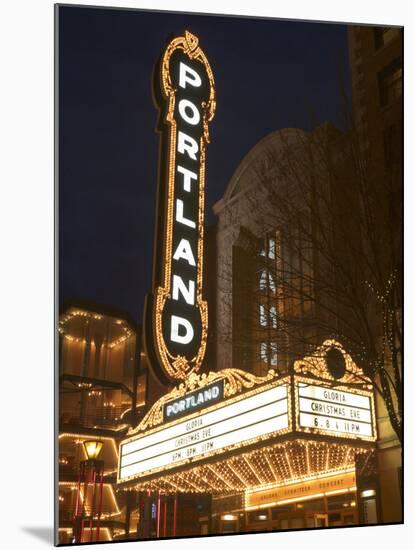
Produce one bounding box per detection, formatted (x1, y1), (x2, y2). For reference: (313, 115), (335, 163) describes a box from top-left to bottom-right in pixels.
(170, 315), (194, 345)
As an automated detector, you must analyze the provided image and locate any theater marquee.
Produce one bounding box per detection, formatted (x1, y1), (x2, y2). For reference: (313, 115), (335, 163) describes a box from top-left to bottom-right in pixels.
(118, 340), (377, 489)
(123, 31), (378, 490)
(292, 340), (377, 442)
(118, 379), (289, 483)
(144, 31), (216, 384)
(296, 380), (375, 439)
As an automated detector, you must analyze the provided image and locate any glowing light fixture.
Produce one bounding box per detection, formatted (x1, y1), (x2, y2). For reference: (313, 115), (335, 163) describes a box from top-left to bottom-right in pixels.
(83, 440), (104, 460)
(360, 489), (376, 498)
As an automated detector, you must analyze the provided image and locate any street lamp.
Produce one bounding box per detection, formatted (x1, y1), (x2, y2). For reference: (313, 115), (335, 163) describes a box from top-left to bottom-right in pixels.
(73, 440), (105, 543)
(83, 440), (104, 461)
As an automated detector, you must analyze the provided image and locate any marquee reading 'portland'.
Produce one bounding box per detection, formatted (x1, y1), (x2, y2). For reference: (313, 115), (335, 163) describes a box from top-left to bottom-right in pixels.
(145, 32), (216, 383)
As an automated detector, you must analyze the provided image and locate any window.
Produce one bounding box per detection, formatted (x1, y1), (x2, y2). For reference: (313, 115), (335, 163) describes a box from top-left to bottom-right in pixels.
(259, 304), (267, 327)
(270, 345), (278, 366)
(259, 270), (276, 293)
(268, 238), (275, 259)
(260, 342), (277, 366)
(260, 342), (267, 363)
(269, 305), (277, 328)
(259, 304), (277, 328)
(260, 237), (276, 259)
(378, 57), (402, 107)
(258, 233), (278, 294)
(258, 233), (280, 370)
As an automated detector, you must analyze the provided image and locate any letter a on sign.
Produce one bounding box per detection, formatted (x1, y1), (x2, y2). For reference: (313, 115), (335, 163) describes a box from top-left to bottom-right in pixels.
(144, 31), (216, 383)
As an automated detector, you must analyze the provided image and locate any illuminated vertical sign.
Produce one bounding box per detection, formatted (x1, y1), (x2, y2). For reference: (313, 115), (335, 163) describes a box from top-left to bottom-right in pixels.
(145, 31), (216, 383)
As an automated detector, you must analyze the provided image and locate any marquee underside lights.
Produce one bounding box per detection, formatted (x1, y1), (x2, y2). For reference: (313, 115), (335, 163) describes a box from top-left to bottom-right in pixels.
(118, 440), (374, 495)
(145, 31), (216, 383)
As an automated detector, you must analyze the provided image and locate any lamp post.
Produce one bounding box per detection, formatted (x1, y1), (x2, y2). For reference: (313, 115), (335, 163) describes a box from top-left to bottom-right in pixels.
(73, 440), (104, 543)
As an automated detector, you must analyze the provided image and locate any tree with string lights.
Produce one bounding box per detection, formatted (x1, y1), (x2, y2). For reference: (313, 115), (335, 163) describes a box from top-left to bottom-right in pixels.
(215, 118), (401, 443)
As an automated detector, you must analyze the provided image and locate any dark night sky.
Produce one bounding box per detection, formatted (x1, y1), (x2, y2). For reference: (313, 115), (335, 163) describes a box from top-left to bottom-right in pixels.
(59, 5), (351, 325)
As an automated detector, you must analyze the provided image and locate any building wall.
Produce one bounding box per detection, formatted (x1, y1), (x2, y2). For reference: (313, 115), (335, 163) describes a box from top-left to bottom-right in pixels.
(348, 25), (402, 166)
(348, 24), (402, 524)
(348, 24), (402, 281)
(213, 127), (332, 375)
(213, 112), (402, 525)
(377, 444), (402, 523)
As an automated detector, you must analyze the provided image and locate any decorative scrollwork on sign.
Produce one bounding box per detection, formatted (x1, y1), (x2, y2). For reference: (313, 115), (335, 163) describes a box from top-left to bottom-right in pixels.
(128, 368), (277, 434)
(293, 339), (371, 385)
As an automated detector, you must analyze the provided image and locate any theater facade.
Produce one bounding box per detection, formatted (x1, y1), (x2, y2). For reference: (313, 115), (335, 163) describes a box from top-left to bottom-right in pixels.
(114, 29), (397, 538)
(57, 19), (402, 543)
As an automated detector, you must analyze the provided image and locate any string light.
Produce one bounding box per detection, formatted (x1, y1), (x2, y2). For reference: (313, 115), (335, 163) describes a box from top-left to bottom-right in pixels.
(88, 390), (102, 397)
(117, 439), (370, 495)
(59, 308), (133, 349)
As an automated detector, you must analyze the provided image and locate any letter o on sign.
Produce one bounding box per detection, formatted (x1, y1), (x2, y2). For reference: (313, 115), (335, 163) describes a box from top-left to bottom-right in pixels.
(178, 99), (201, 126)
